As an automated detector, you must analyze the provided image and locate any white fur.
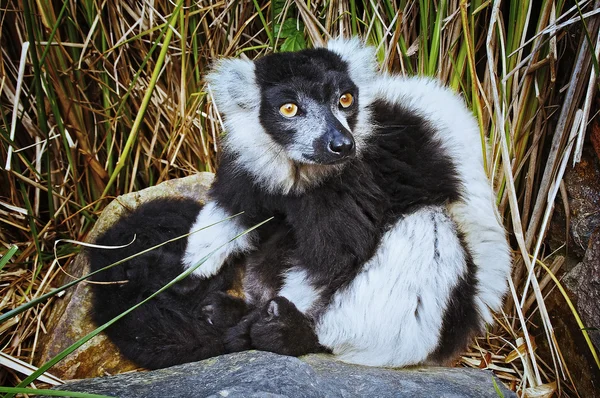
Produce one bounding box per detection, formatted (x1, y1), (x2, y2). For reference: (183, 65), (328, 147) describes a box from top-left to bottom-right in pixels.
(279, 267), (322, 314)
(183, 202), (253, 278)
(369, 76), (511, 323)
(316, 207), (467, 367)
(326, 37), (378, 91)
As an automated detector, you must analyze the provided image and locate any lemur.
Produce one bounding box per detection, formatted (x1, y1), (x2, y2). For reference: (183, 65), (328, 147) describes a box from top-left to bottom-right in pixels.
(89, 38), (511, 370)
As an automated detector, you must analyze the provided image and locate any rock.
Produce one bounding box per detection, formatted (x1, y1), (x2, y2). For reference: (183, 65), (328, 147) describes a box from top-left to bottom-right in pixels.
(36, 173), (214, 379)
(545, 145), (600, 396)
(564, 228), (600, 351)
(549, 147), (600, 260)
(542, 255), (600, 397)
(44, 351), (515, 398)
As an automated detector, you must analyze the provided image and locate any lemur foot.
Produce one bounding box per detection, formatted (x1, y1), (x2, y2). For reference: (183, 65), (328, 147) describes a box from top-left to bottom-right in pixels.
(249, 297), (323, 357)
(224, 297), (325, 356)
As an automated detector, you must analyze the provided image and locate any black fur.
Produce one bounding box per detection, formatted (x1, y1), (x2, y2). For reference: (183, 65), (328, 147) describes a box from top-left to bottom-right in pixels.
(224, 297), (324, 357)
(89, 198), (247, 369)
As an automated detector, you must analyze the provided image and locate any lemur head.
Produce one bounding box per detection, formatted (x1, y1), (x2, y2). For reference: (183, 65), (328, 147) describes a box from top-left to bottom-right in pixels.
(253, 49), (357, 164)
(207, 38), (378, 193)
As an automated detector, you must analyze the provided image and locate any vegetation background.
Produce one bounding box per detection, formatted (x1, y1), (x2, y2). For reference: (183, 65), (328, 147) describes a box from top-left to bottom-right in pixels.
(1, 0), (599, 396)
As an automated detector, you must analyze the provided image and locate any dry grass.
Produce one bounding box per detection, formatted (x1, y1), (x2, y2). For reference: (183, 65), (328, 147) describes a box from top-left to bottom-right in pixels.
(1, 0), (599, 396)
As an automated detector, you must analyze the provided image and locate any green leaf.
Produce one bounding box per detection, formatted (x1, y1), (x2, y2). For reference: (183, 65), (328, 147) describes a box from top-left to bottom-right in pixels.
(275, 19), (303, 38)
(280, 31), (306, 52)
(272, 0), (286, 20)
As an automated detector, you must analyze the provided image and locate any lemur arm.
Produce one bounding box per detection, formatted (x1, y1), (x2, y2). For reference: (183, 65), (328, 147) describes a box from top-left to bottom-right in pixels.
(182, 201), (254, 278)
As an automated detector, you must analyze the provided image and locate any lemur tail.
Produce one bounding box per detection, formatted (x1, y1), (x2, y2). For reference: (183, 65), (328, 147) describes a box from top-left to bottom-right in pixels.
(88, 198), (244, 369)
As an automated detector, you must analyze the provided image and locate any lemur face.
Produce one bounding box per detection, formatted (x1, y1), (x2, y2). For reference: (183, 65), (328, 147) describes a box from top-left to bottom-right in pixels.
(254, 49), (359, 165)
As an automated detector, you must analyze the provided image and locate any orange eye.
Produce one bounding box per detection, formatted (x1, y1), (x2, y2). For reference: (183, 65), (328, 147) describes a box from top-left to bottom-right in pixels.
(279, 103), (298, 118)
(339, 93), (354, 108)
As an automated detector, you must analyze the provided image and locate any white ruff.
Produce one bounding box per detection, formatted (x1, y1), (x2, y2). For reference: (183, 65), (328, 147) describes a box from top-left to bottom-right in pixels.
(316, 207), (467, 367)
(183, 202), (253, 278)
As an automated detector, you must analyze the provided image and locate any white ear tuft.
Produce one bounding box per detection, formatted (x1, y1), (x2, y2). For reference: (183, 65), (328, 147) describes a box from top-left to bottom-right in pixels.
(206, 58), (260, 115)
(327, 37), (378, 84)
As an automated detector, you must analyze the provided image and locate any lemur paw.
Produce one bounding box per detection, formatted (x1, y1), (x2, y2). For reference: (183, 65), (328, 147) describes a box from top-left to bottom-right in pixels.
(249, 297), (322, 357)
(199, 292), (248, 329)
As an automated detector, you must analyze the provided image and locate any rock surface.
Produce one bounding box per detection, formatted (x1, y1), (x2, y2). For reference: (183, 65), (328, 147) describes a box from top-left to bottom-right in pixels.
(549, 147), (600, 259)
(544, 145), (600, 397)
(564, 229), (600, 351)
(45, 351), (515, 398)
(36, 173), (214, 379)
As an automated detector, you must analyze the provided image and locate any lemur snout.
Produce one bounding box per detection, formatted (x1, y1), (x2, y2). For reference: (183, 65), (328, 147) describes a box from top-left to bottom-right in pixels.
(327, 134), (355, 157)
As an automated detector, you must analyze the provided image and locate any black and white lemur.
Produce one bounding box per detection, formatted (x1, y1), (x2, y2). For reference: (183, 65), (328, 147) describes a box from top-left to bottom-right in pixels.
(89, 38), (511, 370)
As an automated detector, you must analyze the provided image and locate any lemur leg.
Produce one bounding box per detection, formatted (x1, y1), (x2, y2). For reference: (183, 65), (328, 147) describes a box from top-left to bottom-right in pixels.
(225, 297), (324, 356)
(183, 201), (254, 278)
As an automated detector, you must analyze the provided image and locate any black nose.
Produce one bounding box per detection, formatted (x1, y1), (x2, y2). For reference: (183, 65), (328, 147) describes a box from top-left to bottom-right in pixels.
(328, 135), (355, 157)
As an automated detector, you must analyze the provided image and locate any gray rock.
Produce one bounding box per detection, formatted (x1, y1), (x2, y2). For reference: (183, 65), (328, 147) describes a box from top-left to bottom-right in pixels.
(46, 351), (514, 398)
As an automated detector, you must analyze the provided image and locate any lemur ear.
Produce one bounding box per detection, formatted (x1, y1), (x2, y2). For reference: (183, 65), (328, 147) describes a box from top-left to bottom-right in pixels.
(206, 58), (260, 113)
(327, 37), (379, 84)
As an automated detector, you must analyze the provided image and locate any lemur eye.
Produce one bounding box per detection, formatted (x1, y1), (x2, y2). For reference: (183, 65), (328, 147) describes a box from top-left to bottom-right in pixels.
(279, 103), (298, 118)
(339, 93), (354, 108)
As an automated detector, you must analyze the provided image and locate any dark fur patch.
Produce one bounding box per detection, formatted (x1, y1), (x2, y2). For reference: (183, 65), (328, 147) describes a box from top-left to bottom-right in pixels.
(364, 99), (463, 216)
(243, 222), (296, 306)
(225, 297), (324, 357)
(88, 198), (246, 369)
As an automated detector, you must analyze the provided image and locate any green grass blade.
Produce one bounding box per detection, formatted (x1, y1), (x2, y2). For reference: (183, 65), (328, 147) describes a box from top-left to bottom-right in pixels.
(38, 0), (69, 65)
(349, 0), (358, 35)
(427, 0), (446, 75)
(252, 0), (274, 50)
(100, 0), (184, 198)
(574, 0), (600, 75)
(21, 0), (54, 217)
(0, 245), (19, 272)
(492, 377), (505, 398)
(0, 387), (113, 398)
